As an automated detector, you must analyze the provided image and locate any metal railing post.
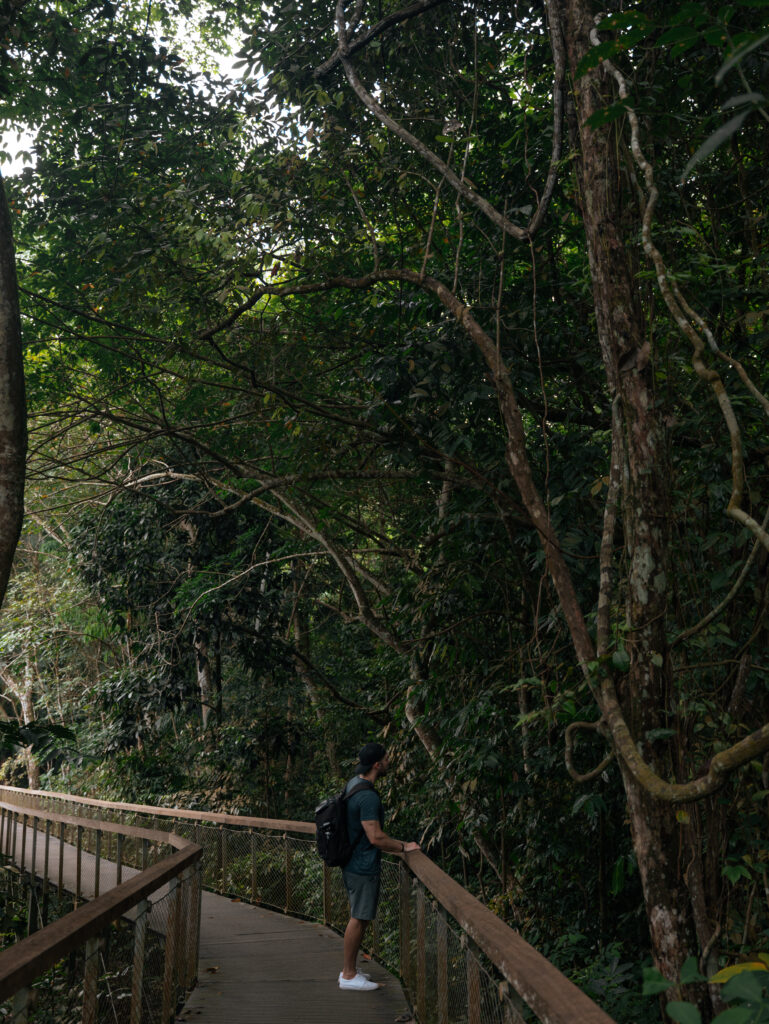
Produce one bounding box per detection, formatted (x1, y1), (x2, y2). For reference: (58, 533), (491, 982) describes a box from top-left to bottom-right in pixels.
(416, 882), (427, 1022)
(42, 819), (51, 926)
(11, 987), (30, 1024)
(30, 817), (38, 878)
(195, 860), (203, 984)
(437, 905), (449, 1024)
(219, 825), (226, 893)
(162, 876), (181, 1023)
(58, 821), (65, 898)
(82, 935), (100, 1024)
(94, 830), (102, 898)
(76, 825), (83, 905)
(130, 900), (150, 1024)
(174, 869), (188, 996)
(117, 833), (124, 885)
(399, 860), (411, 989)
(466, 935), (481, 1024)
(322, 861), (331, 926)
(19, 814), (27, 875)
(251, 830), (258, 904)
(186, 863), (201, 987)
(284, 833), (292, 913)
(25, 882), (35, 937)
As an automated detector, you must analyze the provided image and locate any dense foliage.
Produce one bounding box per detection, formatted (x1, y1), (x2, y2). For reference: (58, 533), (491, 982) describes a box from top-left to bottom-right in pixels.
(1, 1), (768, 1020)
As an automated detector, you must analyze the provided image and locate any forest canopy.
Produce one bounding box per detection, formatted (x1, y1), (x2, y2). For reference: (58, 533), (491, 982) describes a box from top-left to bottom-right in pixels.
(1, 1), (768, 1020)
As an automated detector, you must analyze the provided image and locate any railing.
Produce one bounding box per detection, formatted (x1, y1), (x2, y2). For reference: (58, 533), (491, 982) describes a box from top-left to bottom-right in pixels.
(0, 785), (615, 1024)
(0, 795), (202, 1023)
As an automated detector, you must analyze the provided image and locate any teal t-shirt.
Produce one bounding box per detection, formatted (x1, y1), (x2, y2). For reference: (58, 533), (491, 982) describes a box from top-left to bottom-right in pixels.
(344, 776), (383, 876)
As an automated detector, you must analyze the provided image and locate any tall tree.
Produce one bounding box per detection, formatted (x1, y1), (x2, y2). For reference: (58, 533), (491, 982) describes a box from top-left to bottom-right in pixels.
(5, 0), (769, 1015)
(0, 172), (25, 611)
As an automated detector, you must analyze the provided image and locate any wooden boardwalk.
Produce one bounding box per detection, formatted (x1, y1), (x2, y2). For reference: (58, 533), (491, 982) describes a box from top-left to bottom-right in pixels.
(7, 819), (411, 1023)
(180, 892), (411, 1024)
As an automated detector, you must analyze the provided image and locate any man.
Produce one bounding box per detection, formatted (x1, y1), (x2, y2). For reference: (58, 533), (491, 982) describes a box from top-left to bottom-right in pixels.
(339, 742), (420, 991)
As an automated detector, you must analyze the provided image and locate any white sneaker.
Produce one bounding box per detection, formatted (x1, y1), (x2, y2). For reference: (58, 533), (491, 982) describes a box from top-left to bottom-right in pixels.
(338, 969), (371, 981)
(339, 973), (379, 991)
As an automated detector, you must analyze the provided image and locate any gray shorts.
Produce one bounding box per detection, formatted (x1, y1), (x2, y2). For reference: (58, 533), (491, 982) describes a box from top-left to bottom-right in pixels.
(342, 869), (381, 921)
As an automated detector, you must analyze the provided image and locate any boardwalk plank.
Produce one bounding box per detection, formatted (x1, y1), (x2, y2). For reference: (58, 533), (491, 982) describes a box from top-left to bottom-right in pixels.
(181, 892), (411, 1024)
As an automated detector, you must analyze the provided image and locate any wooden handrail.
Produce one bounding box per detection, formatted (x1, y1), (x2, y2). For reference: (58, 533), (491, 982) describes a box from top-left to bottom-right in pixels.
(0, 801), (190, 850)
(0, 799), (202, 1001)
(404, 850), (615, 1024)
(0, 785), (315, 835)
(2, 785), (615, 1024)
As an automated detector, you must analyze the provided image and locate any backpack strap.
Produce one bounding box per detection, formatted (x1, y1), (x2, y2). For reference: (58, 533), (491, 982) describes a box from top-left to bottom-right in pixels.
(346, 780), (375, 800)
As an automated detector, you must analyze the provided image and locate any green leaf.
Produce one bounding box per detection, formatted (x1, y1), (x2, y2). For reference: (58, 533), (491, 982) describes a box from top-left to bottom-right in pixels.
(680, 957), (706, 985)
(722, 970), (768, 1002)
(666, 1001), (702, 1024)
(575, 39), (621, 77)
(646, 728), (676, 742)
(711, 1009), (754, 1024)
(722, 863), (752, 884)
(716, 31), (769, 84)
(720, 92), (765, 110)
(611, 648), (630, 672)
(642, 966), (671, 996)
(658, 25), (700, 47)
(680, 110), (751, 181)
(609, 856), (625, 896)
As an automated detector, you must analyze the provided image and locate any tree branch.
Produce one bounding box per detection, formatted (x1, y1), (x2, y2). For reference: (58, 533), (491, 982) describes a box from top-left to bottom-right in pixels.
(314, 0), (450, 77)
(324, 1), (564, 243)
(209, 261), (769, 805)
(564, 720), (614, 783)
(591, 20), (769, 555)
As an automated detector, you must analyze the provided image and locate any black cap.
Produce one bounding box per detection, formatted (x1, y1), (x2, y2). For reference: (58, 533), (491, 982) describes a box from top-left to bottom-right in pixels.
(355, 742), (386, 773)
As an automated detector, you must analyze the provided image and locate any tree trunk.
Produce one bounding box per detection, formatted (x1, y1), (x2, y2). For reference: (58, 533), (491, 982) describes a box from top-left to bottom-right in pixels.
(557, 0), (702, 995)
(292, 596), (339, 776)
(21, 654), (38, 790)
(194, 627), (213, 731)
(0, 173), (26, 612)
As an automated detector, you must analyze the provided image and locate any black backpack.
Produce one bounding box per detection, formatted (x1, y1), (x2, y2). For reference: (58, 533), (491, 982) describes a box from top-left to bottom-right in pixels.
(314, 780), (374, 866)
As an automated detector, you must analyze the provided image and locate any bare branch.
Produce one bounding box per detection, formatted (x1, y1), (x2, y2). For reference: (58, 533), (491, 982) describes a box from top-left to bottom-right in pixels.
(564, 720), (614, 784)
(672, 503), (769, 648)
(323, 1), (564, 242)
(314, 0), (450, 77)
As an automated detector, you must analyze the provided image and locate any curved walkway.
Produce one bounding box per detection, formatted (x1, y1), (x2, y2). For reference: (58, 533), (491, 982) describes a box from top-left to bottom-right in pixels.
(181, 891), (410, 1024)
(6, 817), (410, 1024)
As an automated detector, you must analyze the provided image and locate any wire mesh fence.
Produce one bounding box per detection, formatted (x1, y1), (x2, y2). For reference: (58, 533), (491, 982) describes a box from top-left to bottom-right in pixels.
(0, 801), (201, 1024)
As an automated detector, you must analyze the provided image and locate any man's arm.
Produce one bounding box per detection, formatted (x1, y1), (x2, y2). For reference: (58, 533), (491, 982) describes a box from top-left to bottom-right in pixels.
(361, 819), (420, 853)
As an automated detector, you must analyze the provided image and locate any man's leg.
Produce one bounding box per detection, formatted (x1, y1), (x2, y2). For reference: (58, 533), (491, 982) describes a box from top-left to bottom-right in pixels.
(340, 871), (380, 986)
(342, 916), (368, 979)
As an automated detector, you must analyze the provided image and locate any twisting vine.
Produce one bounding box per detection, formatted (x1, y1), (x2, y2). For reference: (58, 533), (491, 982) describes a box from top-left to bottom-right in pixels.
(590, 16), (769, 555)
